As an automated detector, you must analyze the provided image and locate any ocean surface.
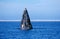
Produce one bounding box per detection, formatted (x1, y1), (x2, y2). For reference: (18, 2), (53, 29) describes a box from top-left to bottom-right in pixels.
(0, 21), (60, 39)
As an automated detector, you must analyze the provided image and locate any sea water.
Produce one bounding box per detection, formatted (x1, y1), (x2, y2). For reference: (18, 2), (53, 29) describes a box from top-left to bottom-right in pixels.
(0, 21), (60, 39)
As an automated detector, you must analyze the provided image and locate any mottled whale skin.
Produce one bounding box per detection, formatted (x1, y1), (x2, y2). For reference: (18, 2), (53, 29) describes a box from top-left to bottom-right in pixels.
(20, 8), (32, 30)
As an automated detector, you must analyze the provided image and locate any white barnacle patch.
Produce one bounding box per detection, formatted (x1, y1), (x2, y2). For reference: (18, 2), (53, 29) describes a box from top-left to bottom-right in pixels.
(22, 24), (24, 28)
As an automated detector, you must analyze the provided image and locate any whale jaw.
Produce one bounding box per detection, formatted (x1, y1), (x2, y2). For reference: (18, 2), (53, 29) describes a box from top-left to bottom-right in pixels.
(21, 24), (32, 30)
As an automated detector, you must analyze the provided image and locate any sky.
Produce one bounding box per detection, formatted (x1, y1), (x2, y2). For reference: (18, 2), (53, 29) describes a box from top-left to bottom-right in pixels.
(0, 0), (60, 20)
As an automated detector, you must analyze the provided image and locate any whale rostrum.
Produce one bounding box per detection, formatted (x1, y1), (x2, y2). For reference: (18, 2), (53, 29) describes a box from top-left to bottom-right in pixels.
(20, 8), (32, 30)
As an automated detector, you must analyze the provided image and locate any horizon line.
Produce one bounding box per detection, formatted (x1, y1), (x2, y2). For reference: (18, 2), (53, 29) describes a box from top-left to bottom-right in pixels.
(0, 20), (60, 22)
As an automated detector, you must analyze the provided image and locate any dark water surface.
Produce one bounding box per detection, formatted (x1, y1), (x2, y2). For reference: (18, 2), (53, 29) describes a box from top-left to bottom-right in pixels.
(0, 21), (60, 39)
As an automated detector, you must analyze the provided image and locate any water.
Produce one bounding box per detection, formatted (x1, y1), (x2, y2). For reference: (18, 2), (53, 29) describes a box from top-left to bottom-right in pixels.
(0, 21), (60, 39)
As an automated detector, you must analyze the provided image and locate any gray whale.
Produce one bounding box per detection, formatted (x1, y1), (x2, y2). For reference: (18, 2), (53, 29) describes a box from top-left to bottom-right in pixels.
(20, 8), (32, 30)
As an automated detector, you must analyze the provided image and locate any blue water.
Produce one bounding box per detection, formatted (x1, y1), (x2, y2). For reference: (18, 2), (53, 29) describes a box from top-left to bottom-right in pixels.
(0, 21), (60, 39)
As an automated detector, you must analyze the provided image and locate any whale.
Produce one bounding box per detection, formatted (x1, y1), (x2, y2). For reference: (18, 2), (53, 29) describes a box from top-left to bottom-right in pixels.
(20, 8), (32, 30)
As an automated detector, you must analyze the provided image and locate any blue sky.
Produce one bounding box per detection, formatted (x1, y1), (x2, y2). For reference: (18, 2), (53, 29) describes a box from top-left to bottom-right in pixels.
(0, 0), (60, 20)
